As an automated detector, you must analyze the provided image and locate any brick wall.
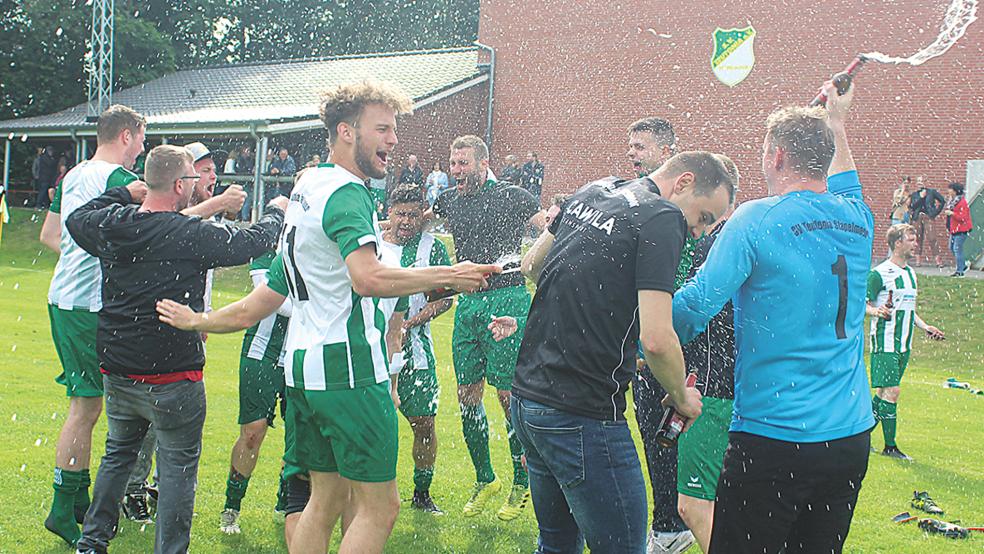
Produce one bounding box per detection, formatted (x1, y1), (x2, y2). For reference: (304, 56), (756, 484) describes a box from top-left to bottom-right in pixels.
(478, 0), (984, 261)
(394, 83), (489, 176)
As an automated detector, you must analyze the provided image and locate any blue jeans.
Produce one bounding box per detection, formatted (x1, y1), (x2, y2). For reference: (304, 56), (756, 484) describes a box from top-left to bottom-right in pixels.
(950, 233), (967, 273)
(511, 395), (648, 554)
(78, 375), (206, 554)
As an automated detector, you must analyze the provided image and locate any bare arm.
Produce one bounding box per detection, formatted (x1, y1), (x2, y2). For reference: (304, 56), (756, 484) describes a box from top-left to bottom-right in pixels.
(865, 301), (890, 320)
(403, 297), (453, 329)
(345, 245), (498, 298)
(156, 284), (286, 333)
(181, 185), (246, 219)
(825, 81), (856, 176)
(39, 211), (61, 253)
(639, 290), (702, 422)
(914, 312), (944, 339)
(521, 229), (555, 282)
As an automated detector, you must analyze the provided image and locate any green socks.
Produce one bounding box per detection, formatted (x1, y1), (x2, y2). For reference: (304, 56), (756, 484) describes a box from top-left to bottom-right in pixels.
(224, 468), (251, 511)
(413, 467), (434, 492)
(506, 418), (529, 488)
(460, 403), (495, 483)
(872, 394), (898, 447)
(45, 467), (82, 546)
(74, 469), (91, 524)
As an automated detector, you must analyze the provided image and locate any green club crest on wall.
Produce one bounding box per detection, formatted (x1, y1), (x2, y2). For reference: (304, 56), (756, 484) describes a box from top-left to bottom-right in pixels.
(711, 26), (756, 87)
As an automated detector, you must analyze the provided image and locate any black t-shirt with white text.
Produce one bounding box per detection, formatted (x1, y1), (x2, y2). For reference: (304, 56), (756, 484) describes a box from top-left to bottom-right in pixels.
(513, 176), (686, 420)
(433, 177), (539, 290)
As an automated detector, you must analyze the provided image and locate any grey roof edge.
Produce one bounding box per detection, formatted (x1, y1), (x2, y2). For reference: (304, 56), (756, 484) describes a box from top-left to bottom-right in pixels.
(184, 45), (481, 71)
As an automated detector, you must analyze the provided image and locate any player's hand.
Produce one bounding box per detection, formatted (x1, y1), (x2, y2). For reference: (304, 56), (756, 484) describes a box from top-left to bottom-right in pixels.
(268, 195), (289, 212)
(156, 299), (203, 331)
(876, 305), (892, 320)
(661, 387), (703, 433)
(488, 316), (519, 342)
(925, 325), (945, 340)
(544, 204), (562, 227)
(390, 384), (401, 409)
(823, 79), (854, 123)
(217, 185), (246, 213)
(447, 262), (501, 293)
(126, 180), (149, 203)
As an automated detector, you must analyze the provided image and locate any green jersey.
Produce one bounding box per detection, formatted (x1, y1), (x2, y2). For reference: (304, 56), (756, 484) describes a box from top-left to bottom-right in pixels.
(867, 260), (918, 354)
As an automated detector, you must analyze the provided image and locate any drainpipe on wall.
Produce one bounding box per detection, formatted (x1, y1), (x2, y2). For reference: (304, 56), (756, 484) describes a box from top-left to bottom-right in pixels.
(474, 41), (496, 149)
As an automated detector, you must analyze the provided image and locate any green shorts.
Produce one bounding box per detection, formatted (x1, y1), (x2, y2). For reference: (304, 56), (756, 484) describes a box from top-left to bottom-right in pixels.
(238, 356), (286, 425)
(397, 366), (439, 418)
(677, 396), (733, 500)
(49, 305), (102, 397)
(284, 381), (398, 483)
(870, 351), (910, 388)
(452, 285), (530, 390)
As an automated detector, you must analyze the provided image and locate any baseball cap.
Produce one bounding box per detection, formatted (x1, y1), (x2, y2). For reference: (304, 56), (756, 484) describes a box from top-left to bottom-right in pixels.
(184, 142), (212, 163)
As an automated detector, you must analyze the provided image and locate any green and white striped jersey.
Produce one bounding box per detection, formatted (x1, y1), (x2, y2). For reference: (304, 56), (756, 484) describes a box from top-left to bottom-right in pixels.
(272, 163), (388, 391)
(48, 161), (138, 311)
(867, 260), (918, 353)
(381, 233), (451, 371)
(241, 251), (289, 365)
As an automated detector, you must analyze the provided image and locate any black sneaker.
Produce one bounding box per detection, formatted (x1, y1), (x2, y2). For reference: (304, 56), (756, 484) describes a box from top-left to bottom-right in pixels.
(121, 492), (153, 524)
(882, 445), (914, 462)
(410, 490), (444, 515)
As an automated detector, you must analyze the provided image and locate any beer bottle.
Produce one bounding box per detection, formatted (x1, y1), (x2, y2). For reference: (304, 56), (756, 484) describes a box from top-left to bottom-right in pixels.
(809, 55), (868, 107)
(655, 373), (699, 448)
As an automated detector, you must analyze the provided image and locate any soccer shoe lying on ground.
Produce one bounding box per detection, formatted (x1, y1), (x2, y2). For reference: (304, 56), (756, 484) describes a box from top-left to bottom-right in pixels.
(911, 491), (944, 514)
(648, 529), (696, 554)
(918, 518), (969, 539)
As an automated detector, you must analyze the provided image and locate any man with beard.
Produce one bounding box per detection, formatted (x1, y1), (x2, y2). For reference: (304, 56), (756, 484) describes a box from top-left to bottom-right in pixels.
(67, 144), (286, 554)
(625, 116), (696, 553)
(381, 184), (454, 514)
(159, 80), (497, 554)
(431, 135), (545, 521)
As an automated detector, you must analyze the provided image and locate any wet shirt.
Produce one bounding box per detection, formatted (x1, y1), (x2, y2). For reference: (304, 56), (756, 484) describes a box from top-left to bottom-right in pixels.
(432, 175), (539, 290)
(65, 186), (284, 375)
(514, 176), (686, 421)
(680, 224), (735, 400)
(673, 171), (875, 442)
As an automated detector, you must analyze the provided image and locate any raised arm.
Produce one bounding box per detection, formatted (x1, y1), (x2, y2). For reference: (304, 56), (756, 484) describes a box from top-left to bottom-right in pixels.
(65, 182), (146, 256)
(181, 185), (246, 219)
(825, 81), (856, 177)
(191, 200), (285, 268)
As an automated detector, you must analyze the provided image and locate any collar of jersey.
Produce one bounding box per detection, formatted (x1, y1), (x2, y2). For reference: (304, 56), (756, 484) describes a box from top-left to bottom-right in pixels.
(317, 163), (335, 168)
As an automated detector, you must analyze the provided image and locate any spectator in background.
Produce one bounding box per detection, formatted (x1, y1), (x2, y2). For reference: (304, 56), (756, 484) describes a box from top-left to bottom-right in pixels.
(908, 177), (945, 266)
(425, 161), (449, 208)
(306, 153), (321, 168)
(944, 182), (972, 277)
(269, 147), (296, 197)
(52, 158), (69, 204)
(224, 148), (239, 174)
(36, 146), (59, 209)
(891, 176), (911, 224)
(400, 154), (425, 186)
(499, 155), (521, 184)
(521, 151), (545, 201)
(33, 147), (44, 204)
(369, 174), (389, 218)
(237, 145), (255, 175)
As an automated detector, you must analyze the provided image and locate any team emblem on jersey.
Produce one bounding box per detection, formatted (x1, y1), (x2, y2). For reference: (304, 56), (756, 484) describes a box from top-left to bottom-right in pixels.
(711, 26), (756, 87)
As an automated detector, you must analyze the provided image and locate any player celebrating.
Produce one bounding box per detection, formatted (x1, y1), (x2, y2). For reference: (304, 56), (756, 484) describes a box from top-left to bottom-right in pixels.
(38, 105), (145, 546)
(431, 135), (544, 520)
(381, 184), (454, 514)
(867, 223), (944, 462)
(673, 81), (875, 553)
(160, 79), (495, 554)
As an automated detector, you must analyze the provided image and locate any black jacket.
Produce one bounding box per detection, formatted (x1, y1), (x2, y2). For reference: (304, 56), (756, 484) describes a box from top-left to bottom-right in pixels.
(66, 186), (284, 375)
(909, 187), (945, 219)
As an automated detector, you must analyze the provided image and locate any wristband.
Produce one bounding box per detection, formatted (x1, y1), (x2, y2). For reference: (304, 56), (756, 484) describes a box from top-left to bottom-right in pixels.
(389, 352), (405, 375)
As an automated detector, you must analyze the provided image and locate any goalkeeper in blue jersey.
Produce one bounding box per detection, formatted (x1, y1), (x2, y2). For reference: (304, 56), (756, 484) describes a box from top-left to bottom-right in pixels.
(673, 81), (875, 553)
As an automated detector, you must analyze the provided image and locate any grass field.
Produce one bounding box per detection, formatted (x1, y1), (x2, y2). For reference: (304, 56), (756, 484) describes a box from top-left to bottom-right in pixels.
(0, 207), (981, 553)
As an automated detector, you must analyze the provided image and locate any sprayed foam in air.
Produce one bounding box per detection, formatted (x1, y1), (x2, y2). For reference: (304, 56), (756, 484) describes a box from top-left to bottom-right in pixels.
(864, 0), (978, 65)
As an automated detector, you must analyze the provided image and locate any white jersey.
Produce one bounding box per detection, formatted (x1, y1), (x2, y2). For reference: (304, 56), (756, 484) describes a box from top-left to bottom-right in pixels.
(380, 232), (450, 370)
(278, 163), (388, 391)
(48, 160), (137, 311)
(867, 259), (918, 353)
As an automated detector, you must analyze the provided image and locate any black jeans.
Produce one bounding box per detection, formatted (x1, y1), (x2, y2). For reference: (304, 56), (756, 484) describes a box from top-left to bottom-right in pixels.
(632, 367), (688, 533)
(709, 430), (870, 554)
(78, 375), (206, 554)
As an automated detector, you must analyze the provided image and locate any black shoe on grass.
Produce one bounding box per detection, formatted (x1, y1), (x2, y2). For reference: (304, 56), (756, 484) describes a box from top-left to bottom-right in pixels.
(410, 490), (444, 515)
(882, 445), (914, 462)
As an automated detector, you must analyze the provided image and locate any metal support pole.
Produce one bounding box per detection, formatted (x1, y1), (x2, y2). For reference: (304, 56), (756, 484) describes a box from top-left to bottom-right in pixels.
(253, 135), (268, 221)
(81, 139), (89, 160)
(3, 139), (10, 192)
